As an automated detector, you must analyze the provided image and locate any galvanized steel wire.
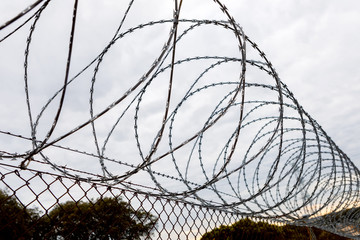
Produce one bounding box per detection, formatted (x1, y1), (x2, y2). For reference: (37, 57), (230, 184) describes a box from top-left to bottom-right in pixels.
(0, 0), (359, 238)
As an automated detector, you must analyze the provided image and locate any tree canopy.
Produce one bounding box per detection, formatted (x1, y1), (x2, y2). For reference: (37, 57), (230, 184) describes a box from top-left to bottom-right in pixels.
(0, 189), (37, 239)
(201, 217), (352, 240)
(0, 189), (157, 240)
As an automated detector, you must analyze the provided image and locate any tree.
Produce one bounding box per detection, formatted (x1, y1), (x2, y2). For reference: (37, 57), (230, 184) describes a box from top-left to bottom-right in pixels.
(42, 197), (157, 240)
(0, 189), (38, 240)
(201, 217), (353, 240)
(201, 218), (288, 240)
(0, 189), (157, 240)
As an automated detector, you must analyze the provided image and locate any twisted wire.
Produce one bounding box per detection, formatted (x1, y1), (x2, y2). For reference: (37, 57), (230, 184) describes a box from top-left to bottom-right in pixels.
(0, 0), (359, 238)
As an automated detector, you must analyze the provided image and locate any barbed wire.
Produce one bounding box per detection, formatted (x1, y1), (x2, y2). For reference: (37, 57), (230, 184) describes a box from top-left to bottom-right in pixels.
(0, 0), (359, 238)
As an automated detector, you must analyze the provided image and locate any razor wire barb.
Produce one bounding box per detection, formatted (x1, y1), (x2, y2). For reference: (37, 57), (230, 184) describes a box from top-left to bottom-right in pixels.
(0, 0), (360, 239)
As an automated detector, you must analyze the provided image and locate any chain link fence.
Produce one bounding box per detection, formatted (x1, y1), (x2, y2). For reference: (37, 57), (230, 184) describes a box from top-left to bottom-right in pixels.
(0, 161), (245, 240)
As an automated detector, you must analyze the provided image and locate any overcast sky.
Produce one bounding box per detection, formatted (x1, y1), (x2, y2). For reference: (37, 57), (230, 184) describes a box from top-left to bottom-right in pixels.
(226, 0), (360, 160)
(1, 0), (359, 213)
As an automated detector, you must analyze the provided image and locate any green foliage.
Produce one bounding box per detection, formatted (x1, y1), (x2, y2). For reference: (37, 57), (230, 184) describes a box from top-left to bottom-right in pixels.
(43, 197), (157, 240)
(0, 190), (37, 240)
(201, 218), (352, 240)
(0, 189), (157, 240)
(201, 218), (288, 240)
